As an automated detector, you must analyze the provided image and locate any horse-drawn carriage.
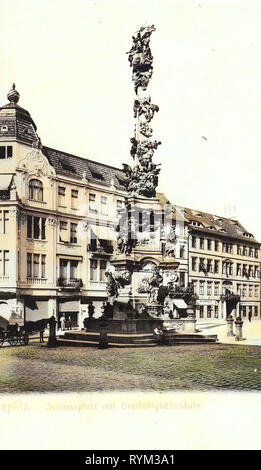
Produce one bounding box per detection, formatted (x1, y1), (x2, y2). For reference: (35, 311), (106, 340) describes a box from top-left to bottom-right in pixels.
(0, 324), (29, 347)
(0, 318), (49, 347)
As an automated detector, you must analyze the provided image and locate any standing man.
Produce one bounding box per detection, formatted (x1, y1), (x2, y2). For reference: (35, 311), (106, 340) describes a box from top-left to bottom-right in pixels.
(248, 308), (252, 323)
(88, 302), (95, 319)
(60, 314), (66, 331)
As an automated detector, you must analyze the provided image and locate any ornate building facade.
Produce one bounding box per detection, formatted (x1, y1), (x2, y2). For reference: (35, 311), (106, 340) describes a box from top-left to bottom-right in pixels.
(0, 85), (126, 328)
(185, 208), (261, 321)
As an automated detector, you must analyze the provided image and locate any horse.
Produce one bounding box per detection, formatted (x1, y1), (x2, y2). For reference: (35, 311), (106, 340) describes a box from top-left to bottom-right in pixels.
(21, 318), (50, 343)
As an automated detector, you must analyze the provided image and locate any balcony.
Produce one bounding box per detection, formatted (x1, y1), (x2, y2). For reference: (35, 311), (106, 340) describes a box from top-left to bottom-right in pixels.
(26, 278), (47, 285)
(57, 278), (83, 289)
(220, 293), (240, 303)
(28, 199), (47, 209)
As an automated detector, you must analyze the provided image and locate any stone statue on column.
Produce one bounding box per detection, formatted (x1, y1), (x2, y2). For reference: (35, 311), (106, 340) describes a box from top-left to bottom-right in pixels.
(125, 25), (161, 199)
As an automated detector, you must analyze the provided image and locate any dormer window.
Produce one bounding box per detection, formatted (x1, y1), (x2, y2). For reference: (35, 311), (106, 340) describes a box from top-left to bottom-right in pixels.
(116, 176), (126, 186)
(191, 221), (203, 227)
(59, 158), (76, 173)
(29, 179), (43, 202)
(243, 232), (254, 238)
(90, 170), (104, 181)
(23, 128), (34, 136)
(0, 146), (12, 159)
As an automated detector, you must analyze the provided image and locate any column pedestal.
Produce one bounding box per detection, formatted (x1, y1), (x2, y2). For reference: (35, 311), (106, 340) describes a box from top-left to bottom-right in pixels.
(235, 317), (244, 341)
(47, 316), (58, 348)
(227, 315), (234, 337)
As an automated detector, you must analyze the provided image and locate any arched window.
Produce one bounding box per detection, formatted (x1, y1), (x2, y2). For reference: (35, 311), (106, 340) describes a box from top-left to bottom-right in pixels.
(29, 179), (43, 201)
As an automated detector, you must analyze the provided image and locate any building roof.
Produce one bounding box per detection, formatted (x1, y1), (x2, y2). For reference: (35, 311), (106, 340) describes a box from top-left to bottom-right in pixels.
(42, 145), (127, 191)
(183, 207), (260, 244)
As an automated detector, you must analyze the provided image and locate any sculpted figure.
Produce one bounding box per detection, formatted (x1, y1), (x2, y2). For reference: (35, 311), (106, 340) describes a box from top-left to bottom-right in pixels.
(114, 270), (132, 288)
(163, 295), (176, 318)
(137, 140), (161, 157)
(130, 137), (138, 159)
(117, 234), (127, 253)
(132, 69), (153, 93)
(140, 122), (153, 138)
(105, 271), (118, 303)
(116, 230), (136, 255)
(133, 97), (159, 121)
(127, 25), (156, 70)
(167, 272), (179, 292)
(147, 268), (163, 303)
(165, 227), (177, 257)
(32, 136), (43, 149)
(137, 277), (150, 294)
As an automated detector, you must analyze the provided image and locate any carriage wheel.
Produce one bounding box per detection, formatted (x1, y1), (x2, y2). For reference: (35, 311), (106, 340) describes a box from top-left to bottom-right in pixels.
(23, 334), (29, 345)
(0, 334), (4, 347)
(17, 335), (23, 345)
(8, 337), (18, 346)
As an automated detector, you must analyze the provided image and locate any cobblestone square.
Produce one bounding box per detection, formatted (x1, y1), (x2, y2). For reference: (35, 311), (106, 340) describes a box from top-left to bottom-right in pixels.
(0, 342), (261, 393)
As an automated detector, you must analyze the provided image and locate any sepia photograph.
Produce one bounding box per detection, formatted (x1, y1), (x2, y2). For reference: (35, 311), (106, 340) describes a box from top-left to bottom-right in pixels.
(0, 0), (261, 452)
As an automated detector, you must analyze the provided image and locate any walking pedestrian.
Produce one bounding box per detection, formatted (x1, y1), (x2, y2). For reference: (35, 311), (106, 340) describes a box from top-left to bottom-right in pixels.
(40, 328), (44, 343)
(248, 309), (252, 322)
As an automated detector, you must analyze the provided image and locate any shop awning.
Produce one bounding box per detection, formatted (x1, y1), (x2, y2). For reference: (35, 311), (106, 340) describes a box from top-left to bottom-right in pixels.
(59, 300), (79, 312)
(0, 291), (16, 300)
(173, 299), (187, 309)
(0, 175), (13, 191)
(24, 297), (47, 311)
(90, 224), (113, 240)
(25, 299), (49, 322)
(89, 225), (114, 253)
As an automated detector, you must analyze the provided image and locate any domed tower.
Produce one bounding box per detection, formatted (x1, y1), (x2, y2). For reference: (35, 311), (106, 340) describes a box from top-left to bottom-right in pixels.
(0, 85), (54, 328)
(0, 84), (38, 146)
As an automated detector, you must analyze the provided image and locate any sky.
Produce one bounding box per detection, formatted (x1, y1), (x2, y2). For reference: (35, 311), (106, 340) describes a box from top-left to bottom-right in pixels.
(1, 0), (261, 239)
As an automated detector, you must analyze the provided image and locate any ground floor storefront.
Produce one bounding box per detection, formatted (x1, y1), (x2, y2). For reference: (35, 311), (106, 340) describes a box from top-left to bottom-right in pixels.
(0, 292), (107, 329)
(195, 299), (260, 321)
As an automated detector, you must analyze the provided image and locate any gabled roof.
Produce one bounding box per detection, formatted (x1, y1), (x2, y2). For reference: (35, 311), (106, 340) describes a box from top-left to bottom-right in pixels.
(42, 146), (126, 191)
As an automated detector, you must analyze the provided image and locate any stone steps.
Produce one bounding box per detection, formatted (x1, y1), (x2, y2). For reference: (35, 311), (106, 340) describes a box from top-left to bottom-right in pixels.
(57, 338), (157, 348)
(163, 333), (218, 345)
(62, 331), (156, 346)
(64, 331), (153, 339)
(57, 338), (98, 347)
(57, 330), (218, 348)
